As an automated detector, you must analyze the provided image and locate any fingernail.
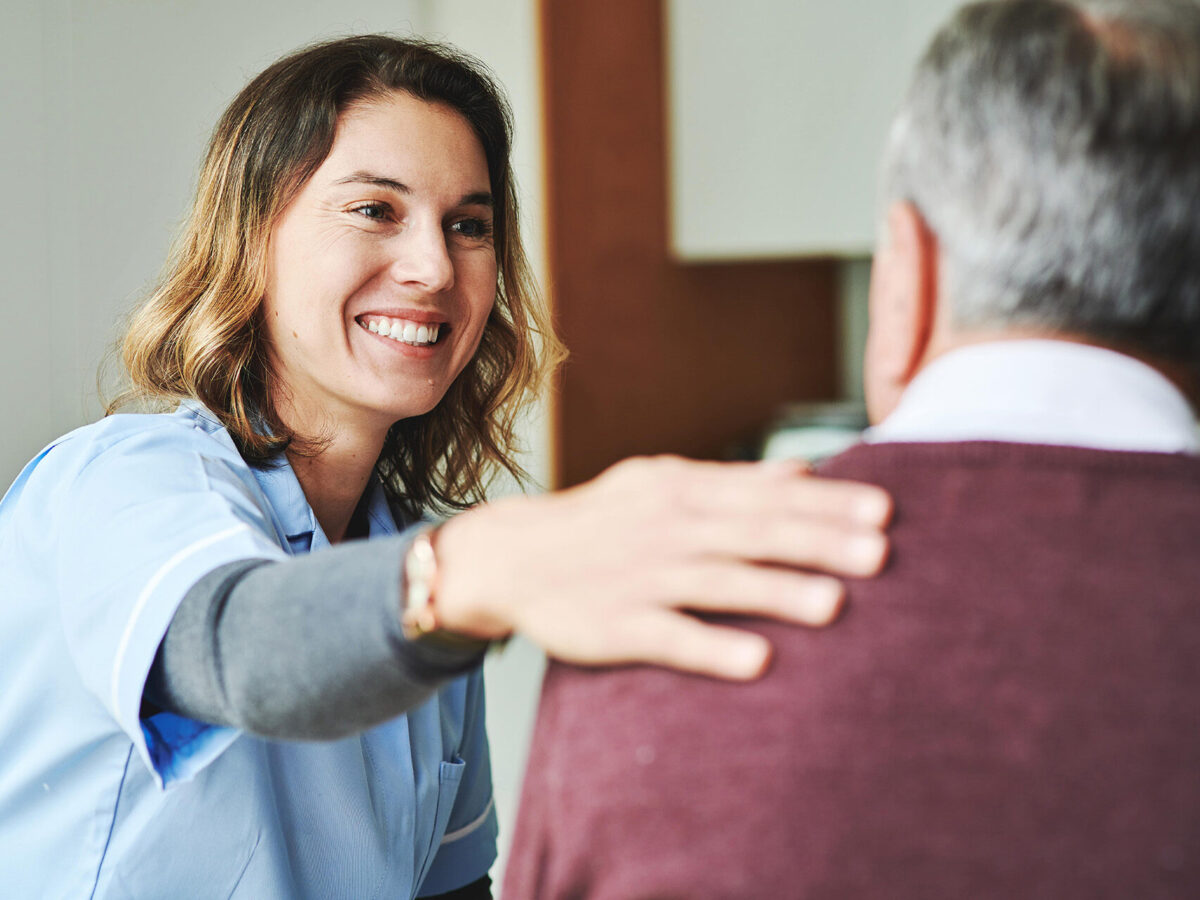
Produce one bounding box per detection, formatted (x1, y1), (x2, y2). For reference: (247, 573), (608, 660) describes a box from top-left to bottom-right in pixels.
(853, 489), (892, 525)
(804, 578), (845, 622)
(728, 636), (771, 679)
(850, 533), (888, 573)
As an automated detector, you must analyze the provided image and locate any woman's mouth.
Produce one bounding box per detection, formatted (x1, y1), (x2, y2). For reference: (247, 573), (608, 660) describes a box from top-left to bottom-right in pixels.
(357, 315), (446, 348)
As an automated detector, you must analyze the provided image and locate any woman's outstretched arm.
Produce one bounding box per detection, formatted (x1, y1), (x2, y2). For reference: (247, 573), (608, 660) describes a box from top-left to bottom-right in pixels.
(146, 457), (892, 737)
(144, 534), (486, 740)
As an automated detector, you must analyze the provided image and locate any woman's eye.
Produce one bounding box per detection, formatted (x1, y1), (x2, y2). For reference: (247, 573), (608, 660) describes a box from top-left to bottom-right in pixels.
(450, 217), (493, 240)
(351, 202), (391, 221)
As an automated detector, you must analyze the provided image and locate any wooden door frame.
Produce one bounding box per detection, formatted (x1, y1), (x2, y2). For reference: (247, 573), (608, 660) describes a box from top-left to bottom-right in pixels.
(541, 0), (839, 486)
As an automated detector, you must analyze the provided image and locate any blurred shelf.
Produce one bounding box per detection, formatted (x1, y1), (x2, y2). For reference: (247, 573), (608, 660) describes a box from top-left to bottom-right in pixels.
(759, 401), (869, 463)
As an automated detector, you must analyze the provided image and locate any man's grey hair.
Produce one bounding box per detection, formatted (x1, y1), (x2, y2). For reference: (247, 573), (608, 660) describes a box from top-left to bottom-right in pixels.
(882, 0), (1200, 368)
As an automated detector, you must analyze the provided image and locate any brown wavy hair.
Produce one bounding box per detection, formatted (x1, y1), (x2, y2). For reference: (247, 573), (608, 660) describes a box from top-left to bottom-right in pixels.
(109, 34), (563, 518)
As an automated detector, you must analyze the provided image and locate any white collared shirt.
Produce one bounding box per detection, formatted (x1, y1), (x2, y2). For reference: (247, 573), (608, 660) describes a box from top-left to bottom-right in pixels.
(864, 340), (1199, 453)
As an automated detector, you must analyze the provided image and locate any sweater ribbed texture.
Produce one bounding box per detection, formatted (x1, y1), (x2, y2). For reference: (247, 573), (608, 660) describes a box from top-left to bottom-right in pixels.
(505, 442), (1200, 899)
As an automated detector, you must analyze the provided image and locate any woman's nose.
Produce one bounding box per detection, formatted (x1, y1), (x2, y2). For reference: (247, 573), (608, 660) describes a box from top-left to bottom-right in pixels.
(388, 222), (455, 293)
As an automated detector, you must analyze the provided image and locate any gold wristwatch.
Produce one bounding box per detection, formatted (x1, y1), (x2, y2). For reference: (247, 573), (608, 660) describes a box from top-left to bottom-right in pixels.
(400, 524), (493, 652)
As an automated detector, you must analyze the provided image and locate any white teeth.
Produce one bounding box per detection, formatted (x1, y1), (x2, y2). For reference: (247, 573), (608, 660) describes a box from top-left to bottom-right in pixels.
(360, 316), (443, 347)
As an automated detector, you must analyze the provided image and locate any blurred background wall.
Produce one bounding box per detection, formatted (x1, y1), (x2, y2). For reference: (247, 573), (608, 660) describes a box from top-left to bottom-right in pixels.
(1, 0), (959, 892)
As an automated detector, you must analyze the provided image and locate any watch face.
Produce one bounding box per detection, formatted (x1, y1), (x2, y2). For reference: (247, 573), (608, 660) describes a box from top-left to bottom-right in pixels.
(401, 528), (440, 640)
(400, 525), (493, 652)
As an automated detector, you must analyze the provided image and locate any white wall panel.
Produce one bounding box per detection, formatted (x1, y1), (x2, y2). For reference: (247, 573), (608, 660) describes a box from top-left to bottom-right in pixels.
(667, 0), (961, 259)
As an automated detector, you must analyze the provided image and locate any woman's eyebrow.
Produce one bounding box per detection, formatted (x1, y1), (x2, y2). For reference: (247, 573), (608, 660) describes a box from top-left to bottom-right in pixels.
(335, 172), (410, 193)
(460, 191), (494, 208)
(333, 172), (493, 208)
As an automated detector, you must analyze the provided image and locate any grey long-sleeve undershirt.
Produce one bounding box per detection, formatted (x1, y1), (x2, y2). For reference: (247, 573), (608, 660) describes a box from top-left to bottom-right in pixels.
(142, 534), (487, 741)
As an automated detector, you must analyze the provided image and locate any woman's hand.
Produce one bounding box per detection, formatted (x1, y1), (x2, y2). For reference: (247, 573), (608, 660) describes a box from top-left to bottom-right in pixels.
(433, 456), (891, 680)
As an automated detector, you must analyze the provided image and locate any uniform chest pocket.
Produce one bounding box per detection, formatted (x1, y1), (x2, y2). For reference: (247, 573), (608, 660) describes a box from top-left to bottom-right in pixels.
(413, 757), (466, 893)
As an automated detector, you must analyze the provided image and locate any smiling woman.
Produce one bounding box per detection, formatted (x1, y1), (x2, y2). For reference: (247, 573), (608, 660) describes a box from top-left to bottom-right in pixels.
(259, 93), (504, 539)
(114, 37), (545, 527)
(0, 34), (891, 900)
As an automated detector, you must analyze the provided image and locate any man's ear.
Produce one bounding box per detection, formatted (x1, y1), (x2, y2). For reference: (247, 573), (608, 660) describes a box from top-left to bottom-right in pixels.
(864, 202), (939, 420)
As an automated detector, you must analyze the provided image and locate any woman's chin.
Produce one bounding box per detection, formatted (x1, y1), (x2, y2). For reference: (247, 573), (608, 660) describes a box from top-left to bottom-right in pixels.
(369, 391), (447, 426)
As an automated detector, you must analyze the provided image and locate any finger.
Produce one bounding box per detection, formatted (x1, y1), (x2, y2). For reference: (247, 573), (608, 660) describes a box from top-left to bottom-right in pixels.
(578, 607), (775, 681)
(687, 472), (893, 529)
(768, 476), (893, 528)
(596, 456), (892, 528)
(756, 458), (814, 477)
(647, 561), (846, 626)
(679, 515), (889, 577)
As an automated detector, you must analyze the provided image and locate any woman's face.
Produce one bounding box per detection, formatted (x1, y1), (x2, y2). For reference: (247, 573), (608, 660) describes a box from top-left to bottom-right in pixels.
(262, 90), (498, 436)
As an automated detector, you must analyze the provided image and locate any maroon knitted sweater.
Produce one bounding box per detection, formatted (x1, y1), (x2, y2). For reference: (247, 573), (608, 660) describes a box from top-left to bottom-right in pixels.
(504, 442), (1200, 900)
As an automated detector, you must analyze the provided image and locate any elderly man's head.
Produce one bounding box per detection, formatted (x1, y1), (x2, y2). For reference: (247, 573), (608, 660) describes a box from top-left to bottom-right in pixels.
(865, 0), (1200, 420)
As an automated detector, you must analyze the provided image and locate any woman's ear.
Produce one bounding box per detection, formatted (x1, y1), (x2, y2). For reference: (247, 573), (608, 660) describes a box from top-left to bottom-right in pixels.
(863, 202), (940, 423)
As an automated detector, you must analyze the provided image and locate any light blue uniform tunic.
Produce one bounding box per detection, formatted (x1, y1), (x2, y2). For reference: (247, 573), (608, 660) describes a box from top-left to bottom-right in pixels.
(0, 405), (496, 899)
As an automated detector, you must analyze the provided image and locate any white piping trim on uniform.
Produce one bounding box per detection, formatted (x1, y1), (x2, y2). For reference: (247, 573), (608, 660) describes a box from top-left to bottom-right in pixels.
(110, 523), (254, 722)
(440, 796), (495, 844)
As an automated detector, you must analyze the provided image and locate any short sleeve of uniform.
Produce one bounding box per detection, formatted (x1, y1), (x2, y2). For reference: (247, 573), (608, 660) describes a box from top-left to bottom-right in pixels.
(50, 417), (288, 787)
(418, 668), (499, 895)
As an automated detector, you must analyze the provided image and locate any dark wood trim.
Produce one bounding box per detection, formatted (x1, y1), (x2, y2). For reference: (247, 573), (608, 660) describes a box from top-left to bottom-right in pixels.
(542, 0), (839, 487)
